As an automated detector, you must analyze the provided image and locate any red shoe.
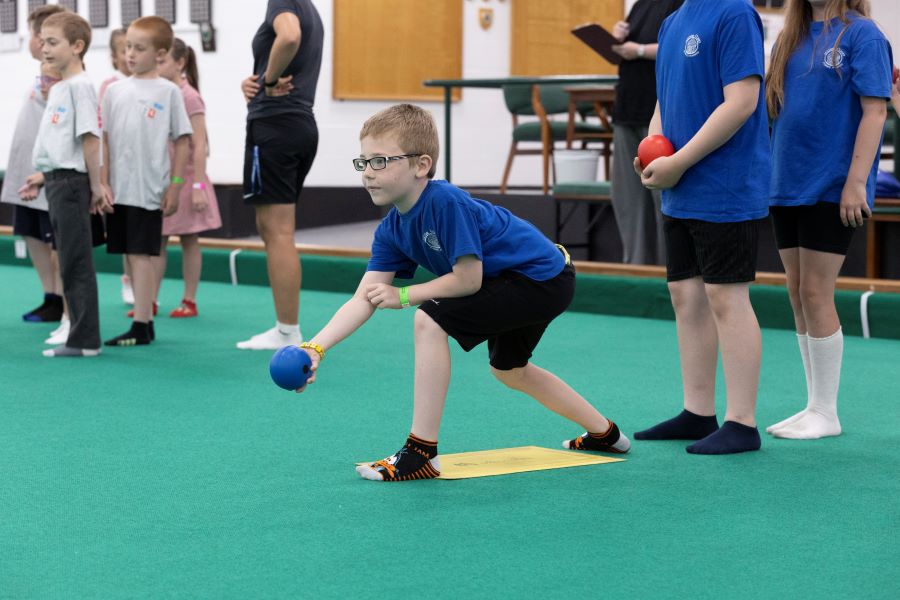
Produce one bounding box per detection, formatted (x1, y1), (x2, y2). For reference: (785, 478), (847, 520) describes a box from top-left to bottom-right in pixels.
(169, 299), (198, 318)
(127, 301), (158, 318)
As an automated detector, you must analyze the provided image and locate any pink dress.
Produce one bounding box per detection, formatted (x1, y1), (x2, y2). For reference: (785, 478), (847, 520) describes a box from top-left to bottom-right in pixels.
(162, 79), (222, 236)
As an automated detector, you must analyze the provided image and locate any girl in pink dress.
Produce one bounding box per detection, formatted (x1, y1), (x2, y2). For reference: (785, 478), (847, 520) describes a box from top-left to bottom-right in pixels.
(156, 38), (222, 318)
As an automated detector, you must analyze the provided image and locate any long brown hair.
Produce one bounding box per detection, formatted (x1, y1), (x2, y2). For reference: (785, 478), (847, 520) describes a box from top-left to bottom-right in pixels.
(171, 38), (199, 91)
(765, 0), (871, 118)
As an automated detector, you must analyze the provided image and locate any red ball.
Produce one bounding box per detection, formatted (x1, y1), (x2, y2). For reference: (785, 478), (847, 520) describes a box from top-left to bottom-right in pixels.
(637, 134), (675, 169)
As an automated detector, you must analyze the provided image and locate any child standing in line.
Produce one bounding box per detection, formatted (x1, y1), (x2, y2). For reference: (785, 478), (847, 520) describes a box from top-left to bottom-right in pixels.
(32, 11), (109, 357)
(296, 104), (630, 482)
(154, 38), (221, 318)
(97, 28), (136, 307)
(632, 0), (772, 454)
(765, 0), (892, 439)
(101, 16), (192, 346)
(2, 4), (67, 327)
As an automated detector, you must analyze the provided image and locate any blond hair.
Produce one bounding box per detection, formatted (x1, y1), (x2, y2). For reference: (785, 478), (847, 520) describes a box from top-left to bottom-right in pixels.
(129, 15), (174, 52)
(766, 0), (872, 118)
(360, 104), (440, 178)
(42, 12), (91, 61)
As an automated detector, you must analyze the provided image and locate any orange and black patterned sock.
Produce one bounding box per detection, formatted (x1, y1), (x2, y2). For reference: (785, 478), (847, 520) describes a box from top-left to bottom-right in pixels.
(357, 434), (440, 482)
(564, 421), (631, 454)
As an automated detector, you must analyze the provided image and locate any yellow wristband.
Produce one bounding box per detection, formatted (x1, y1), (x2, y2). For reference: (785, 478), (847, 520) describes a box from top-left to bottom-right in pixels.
(299, 341), (325, 361)
(399, 286), (410, 308)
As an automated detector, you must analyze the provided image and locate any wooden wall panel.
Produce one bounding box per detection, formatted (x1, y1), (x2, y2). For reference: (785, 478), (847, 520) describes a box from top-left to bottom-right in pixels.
(511, 0), (623, 76)
(333, 0), (462, 101)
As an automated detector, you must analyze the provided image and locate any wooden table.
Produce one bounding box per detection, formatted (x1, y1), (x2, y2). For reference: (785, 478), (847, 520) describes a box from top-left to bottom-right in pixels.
(422, 75), (617, 182)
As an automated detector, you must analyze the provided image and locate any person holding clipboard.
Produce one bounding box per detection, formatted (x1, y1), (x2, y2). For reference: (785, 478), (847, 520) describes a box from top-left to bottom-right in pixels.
(608, 0), (682, 265)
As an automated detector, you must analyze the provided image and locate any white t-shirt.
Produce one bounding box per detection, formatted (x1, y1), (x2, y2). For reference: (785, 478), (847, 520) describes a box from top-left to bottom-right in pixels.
(102, 76), (193, 210)
(1, 81), (49, 210)
(32, 72), (100, 175)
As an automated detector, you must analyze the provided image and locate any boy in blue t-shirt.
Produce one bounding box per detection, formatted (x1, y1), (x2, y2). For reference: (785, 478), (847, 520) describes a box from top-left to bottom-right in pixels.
(631, 0), (771, 454)
(296, 104), (630, 481)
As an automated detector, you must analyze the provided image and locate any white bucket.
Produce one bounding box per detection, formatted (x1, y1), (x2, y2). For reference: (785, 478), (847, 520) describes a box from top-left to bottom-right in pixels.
(554, 149), (600, 183)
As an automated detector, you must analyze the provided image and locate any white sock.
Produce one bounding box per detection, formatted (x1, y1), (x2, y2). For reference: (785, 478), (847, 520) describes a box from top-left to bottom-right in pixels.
(276, 321), (301, 339)
(766, 333), (813, 433)
(773, 328), (842, 439)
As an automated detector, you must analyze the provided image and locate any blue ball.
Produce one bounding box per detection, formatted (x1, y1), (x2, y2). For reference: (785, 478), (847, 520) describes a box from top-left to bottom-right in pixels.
(269, 345), (313, 390)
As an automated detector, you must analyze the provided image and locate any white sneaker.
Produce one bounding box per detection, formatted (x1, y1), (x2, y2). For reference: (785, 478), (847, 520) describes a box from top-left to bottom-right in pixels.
(236, 325), (302, 350)
(45, 317), (70, 345)
(121, 275), (135, 305)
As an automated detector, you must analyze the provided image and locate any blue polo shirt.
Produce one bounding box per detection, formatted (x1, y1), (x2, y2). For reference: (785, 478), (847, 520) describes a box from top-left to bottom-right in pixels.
(367, 180), (565, 281)
(656, 0), (771, 222)
(770, 14), (893, 208)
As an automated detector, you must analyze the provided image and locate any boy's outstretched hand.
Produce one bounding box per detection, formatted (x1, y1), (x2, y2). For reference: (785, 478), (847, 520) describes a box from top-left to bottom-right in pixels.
(294, 348), (321, 393)
(365, 283), (402, 309)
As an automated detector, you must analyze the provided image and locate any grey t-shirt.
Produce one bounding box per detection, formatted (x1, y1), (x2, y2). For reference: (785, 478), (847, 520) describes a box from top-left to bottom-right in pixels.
(102, 76), (193, 210)
(2, 82), (49, 211)
(32, 72), (99, 175)
(248, 0), (323, 120)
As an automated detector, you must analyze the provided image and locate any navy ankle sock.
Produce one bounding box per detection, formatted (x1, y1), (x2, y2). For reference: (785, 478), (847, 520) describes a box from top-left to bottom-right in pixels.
(685, 421), (761, 455)
(633, 409), (719, 440)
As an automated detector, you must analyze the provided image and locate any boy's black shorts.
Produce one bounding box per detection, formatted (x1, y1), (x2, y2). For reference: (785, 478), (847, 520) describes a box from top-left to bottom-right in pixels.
(243, 112), (318, 205)
(13, 204), (54, 246)
(106, 205), (162, 256)
(664, 216), (764, 284)
(770, 202), (856, 256)
(418, 259), (575, 371)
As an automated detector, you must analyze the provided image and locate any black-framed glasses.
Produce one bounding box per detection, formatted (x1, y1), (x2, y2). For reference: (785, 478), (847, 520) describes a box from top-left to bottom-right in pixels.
(352, 154), (422, 172)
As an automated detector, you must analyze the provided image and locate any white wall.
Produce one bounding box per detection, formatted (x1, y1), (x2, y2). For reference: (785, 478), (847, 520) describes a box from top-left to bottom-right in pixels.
(0, 1), (896, 189)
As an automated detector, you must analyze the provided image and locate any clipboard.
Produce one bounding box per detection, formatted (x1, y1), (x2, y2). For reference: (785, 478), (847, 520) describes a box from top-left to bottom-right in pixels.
(572, 23), (622, 66)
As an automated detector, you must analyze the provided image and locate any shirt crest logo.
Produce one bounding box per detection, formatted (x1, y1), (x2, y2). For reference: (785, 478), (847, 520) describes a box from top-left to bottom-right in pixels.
(684, 34), (701, 57)
(50, 106), (66, 124)
(140, 100), (165, 119)
(423, 230), (442, 252)
(823, 47), (846, 69)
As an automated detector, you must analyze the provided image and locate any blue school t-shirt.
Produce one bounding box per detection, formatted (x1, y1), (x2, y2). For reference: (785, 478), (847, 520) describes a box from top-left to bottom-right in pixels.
(367, 180), (565, 281)
(656, 0), (771, 222)
(770, 15), (893, 209)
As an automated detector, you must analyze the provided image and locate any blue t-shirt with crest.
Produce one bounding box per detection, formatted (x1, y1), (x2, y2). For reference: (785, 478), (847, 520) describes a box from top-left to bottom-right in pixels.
(656, 0), (771, 222)
(770, 14), (893, 208)
(367, 180), (564, 281)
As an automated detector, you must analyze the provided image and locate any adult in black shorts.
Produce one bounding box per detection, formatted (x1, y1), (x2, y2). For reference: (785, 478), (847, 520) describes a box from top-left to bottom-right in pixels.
(238, 0), (323, 350)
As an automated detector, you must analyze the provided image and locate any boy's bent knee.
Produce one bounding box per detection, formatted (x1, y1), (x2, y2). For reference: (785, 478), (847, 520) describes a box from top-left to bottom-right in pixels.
(414, 308), (446, 337)
(491, 364), (528, 389)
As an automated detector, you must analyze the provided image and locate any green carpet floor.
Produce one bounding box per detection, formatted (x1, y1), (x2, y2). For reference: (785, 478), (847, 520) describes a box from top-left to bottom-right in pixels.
(1, 264), (898, 599)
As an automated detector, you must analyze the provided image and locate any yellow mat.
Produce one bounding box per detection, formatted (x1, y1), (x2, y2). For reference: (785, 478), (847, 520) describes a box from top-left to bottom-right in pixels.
(358, 446), (624, 480)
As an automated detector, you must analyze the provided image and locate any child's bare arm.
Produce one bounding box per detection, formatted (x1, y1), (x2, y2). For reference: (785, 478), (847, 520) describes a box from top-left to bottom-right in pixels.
(298, 270), (395, 388)
(641, 76), (760, 189)
(366, 255), (482, 310)
(189, 114), (209, 211)
(81, 134), (111, 213)
(648, 102), (662, 136)
(100, 131), (111, 188)
(840, 96), (887, 227)
(162, 135), (191, 216)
